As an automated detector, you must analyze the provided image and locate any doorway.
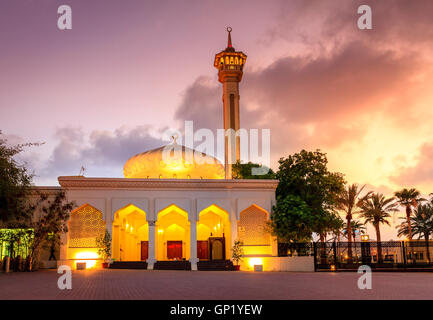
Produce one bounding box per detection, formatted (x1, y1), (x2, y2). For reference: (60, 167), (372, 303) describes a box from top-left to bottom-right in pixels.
(141, 241), (148, 261)
(209, 237), (225, 260)
(197, 240), (208, 260)
(167, 241), (183, 260)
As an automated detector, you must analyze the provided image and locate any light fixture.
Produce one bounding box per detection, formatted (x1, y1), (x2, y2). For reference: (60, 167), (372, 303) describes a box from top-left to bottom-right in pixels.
(361, 235), (369, 242)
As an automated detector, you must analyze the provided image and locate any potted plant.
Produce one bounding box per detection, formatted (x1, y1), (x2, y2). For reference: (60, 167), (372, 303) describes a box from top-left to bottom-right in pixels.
(96, 229), (112, 268)
(231, 240), (244, 271)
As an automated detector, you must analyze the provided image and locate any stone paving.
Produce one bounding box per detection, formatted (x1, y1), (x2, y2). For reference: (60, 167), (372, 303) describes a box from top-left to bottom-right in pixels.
(1, 269), (433, 300)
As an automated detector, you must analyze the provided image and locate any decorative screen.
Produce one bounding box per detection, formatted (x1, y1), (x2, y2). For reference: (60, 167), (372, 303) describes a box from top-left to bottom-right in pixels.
(69, 205), (105, 248)
(238, 206), (270, 246)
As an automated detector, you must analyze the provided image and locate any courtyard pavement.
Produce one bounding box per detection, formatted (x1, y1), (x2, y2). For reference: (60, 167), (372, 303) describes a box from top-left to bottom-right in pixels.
(1, 269), (433, 300)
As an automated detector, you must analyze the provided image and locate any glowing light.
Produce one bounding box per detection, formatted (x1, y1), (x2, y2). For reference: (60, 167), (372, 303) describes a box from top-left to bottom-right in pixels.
(75, 251), (99, 269)
(248, 258), (263, 270)
(361, 235), (369, 242)
(158, 229), (164, 234)
(330, 265), (336, 271)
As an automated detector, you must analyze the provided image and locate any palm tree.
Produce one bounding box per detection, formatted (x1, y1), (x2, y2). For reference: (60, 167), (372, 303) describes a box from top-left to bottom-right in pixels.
(342, 220), (367, 240)
(337, 184), (370, 262)
(359, 193), (399, 263)
(397, 203), (433, 262)
(394, 188), (425, 240)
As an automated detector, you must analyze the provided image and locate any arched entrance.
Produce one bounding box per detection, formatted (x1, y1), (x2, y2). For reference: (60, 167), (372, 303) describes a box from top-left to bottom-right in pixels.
(112, 205), (148, 261)
(238, 204), (271, 256)
(156, 204), (190, 261)
(197, 205), (231, 260)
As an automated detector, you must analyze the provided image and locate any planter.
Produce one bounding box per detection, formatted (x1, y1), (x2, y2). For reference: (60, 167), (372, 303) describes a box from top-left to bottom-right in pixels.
(233, 265), (240, 271)
(102, 262), (109, 269)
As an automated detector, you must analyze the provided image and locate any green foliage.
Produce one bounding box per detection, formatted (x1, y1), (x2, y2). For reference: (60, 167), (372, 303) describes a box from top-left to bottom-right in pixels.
(232, 161), (276, 179)
(342, 220), (366, 237)
(276, 150), (346, 210)
(270, 195), (315, 242)
(26, 190), (75, 267)
(397, 203), (433, 240)
(231, 240), (244, 265)
(272, 150), (346, 241)
(96, 229), (112, 261)
(0, 228), (34, 259)
(359, 193), (398, 241)
(0, 131), (41, 223)
(394, 188), (424, 207)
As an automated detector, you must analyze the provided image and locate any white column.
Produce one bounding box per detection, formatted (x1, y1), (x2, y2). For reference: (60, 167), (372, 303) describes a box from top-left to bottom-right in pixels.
(189, 199), (198, 271)
(105, 199), (113, 262)
(147, 222), (156, 269)
(230, 199), (239, 250)
(147, 199), (157, 269)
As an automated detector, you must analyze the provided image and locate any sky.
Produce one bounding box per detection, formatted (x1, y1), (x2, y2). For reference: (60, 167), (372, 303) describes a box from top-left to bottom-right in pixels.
(1, 0), (433, 240)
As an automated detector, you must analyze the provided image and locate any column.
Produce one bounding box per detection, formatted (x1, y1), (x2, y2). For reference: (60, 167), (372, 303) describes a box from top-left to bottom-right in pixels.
(58, 232), (68, 268)
(113, 225), (120, 260)
(230, 199), (238, 250)
(189, 199), (198, 271)
(105, 199), (113, 262)
(147, 222), (156, 269)
(146, 199), (157, 269)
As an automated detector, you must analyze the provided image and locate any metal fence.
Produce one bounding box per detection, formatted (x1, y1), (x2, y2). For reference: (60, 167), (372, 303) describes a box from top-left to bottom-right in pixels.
(313, 241), (433, 271)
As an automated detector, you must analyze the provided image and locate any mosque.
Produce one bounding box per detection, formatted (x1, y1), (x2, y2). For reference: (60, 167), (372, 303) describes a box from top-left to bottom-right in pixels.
(55, 29), (279, 271)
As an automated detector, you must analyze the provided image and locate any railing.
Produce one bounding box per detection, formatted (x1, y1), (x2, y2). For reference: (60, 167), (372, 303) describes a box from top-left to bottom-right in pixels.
(312, 241), (433, 271)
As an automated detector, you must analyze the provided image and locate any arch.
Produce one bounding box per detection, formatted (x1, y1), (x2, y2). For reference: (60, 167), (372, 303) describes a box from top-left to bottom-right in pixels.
(69, 204), (105, 248)
(157, 204), (189, 220)
(156, 204), (190, 261)
(112, 204), (148, 261)
(67, 204), (105, 269)
(197, 204), (231, 260)
(238, 204), (270, 246)
(114, 204), (147, 224)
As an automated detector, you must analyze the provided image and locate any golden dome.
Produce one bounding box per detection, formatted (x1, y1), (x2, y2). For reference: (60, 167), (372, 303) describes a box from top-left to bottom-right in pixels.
(123, 143), (225, 179)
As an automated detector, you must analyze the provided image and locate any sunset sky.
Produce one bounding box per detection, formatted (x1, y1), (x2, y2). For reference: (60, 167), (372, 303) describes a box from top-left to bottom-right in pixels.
(1, 0), (433, 240)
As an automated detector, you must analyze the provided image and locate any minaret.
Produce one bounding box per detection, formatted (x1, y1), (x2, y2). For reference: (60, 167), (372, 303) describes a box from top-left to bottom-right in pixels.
(214, 27), (247, 179)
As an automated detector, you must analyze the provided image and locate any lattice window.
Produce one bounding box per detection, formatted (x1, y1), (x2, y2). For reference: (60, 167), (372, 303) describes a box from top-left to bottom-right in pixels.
(238, 206), (270, 246)
(69, 205), (105, 248)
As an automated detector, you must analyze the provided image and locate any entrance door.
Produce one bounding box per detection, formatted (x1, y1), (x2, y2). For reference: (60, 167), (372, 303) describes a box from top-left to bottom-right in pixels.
(141, 241), (148, 261)
(197, 240), (209, 260)
(167, 241), (183, 260)
(209, 237), (225, 260)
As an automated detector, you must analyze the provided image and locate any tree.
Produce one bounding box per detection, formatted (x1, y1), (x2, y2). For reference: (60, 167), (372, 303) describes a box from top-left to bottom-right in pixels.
(394, 188), (425, 240)
(26, 190), (75, 269)
(96, 229), (112, 262)
(359, 193), (398, 263)
(397, 203), (433, 262)
(315, 211), (344, 243)
(232, 161), (276, 179)
(342, 220), (366, 239)
(275, 150), (346, 241)
(337, 184), (370, 262)
(270, 195), (316, 243)
(231, 240), (244, 267)
(0, 131), (40, 223)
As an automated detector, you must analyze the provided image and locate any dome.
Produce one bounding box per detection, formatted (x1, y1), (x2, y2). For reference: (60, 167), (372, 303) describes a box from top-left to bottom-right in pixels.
(123, 143), (225, 179)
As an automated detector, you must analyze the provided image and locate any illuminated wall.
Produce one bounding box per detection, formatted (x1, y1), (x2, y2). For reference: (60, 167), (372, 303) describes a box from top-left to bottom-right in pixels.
(198, 205), (231, 259)
(112, 205), (148, 261)
(68, 204), (106, 269)
(156, 205), (190, 261)
(238, 205), (272, 256)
